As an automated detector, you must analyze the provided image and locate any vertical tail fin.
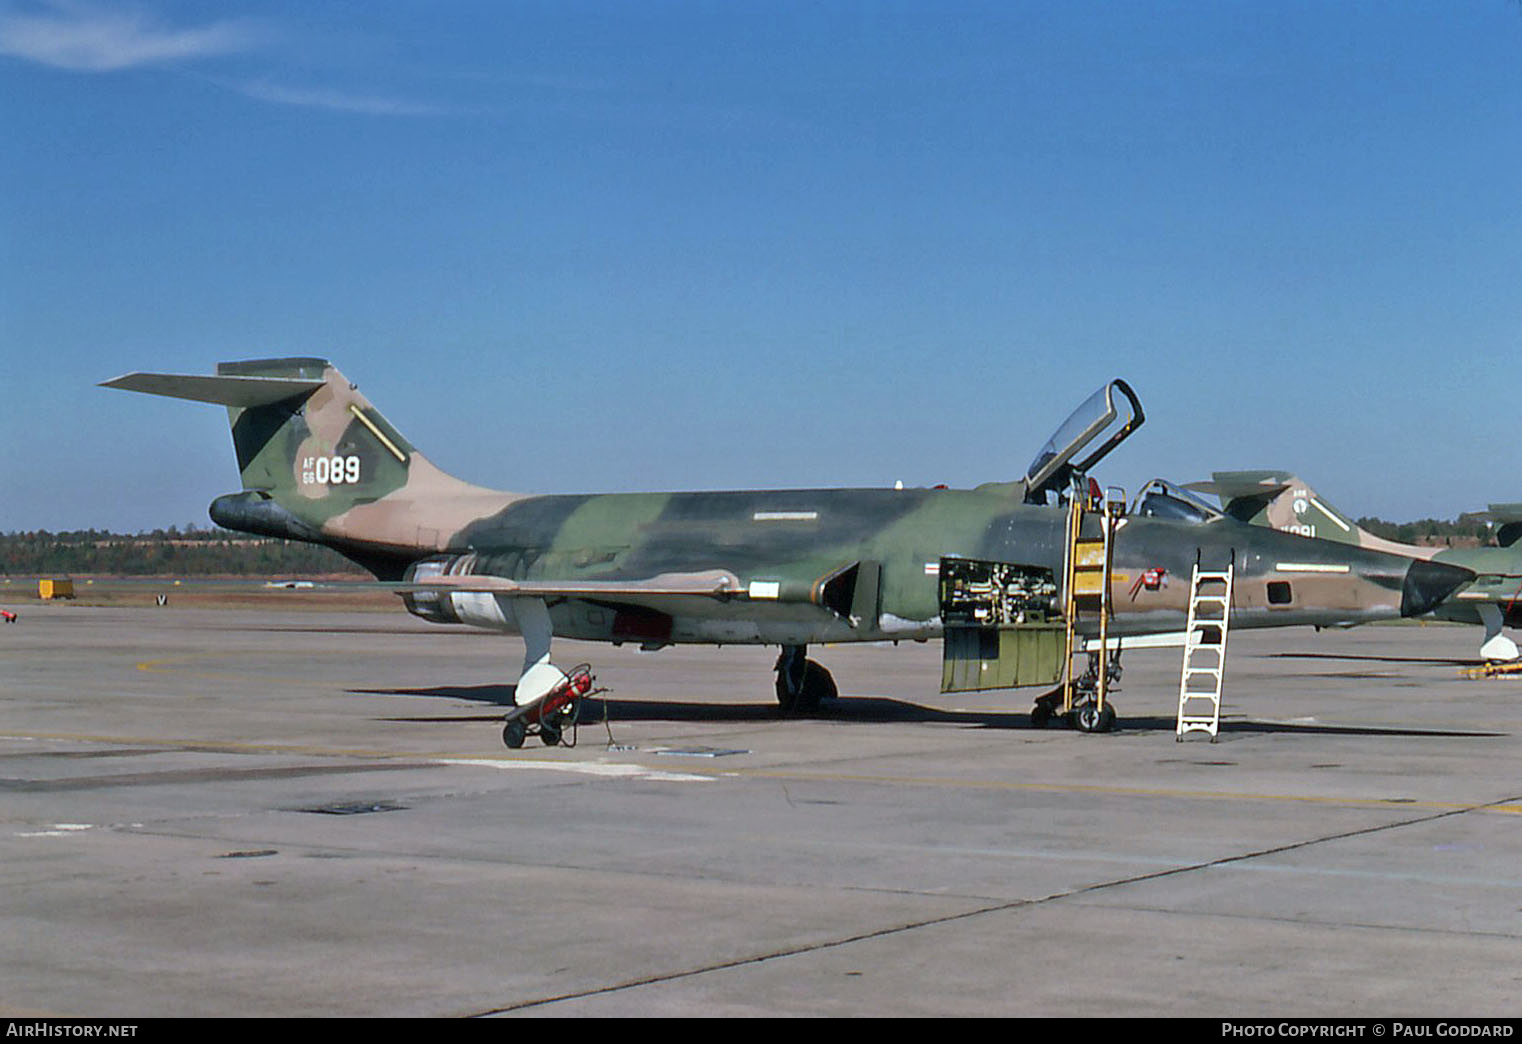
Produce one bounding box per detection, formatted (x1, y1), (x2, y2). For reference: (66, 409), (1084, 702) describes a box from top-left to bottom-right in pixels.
(104, 358), (416, 525)
(214, 358), (416, 512)
(1208, 470), (1360, 543)
(102, 358), (513, 570)
(1189, 470), (1436, 560)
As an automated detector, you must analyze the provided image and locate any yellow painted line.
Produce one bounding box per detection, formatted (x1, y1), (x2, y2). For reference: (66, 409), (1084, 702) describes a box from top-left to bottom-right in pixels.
(0, 731), (703, 779)
(6, 728), (1521, 817)
(60, 655), (1522, 815)
(349, 403), (406, 462)
(716, 766), (1522, 817)
(0, 730), (444, 761)
(133, 654), (333, 688)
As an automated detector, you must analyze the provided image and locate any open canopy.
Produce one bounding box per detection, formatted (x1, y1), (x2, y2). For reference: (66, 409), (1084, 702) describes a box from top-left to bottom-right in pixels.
(1023, 379), (1144, 502)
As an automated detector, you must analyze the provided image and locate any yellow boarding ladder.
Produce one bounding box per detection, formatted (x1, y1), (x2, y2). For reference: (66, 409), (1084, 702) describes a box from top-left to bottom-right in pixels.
(1061, 491), (1122, 722)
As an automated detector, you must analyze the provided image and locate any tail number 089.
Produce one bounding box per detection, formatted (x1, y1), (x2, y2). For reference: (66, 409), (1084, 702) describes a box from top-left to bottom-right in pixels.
(302, 455), (361, 486)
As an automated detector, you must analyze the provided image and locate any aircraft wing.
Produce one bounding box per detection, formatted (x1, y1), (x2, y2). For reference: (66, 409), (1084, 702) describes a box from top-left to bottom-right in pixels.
(52, 571), (746, 601)
(397, 569), (745, 600)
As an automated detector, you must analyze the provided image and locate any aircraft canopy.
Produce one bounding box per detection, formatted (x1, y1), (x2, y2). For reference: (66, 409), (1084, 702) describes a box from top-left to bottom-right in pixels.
(1130, 478), (1224, 525)
(1023, 379), (1144, 502)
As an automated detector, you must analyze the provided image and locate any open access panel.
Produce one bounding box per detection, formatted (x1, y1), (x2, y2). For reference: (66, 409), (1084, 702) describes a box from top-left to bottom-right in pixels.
(939, 557), (1065, 691)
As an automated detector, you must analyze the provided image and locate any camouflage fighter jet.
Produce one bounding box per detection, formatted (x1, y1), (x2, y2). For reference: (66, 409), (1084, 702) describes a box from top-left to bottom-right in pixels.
(102, 361), (1471, 742)
(1190, 471), (1522, 662)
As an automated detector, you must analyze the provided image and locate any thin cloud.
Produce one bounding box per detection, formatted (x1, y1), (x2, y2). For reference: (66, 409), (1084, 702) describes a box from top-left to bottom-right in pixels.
(1, 3), (446, 117)
(236, 79), (447, 117)
(0, 1), (261, 72)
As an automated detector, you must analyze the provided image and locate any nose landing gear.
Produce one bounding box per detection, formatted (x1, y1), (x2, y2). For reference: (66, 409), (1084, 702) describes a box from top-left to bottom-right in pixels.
(1031, 651), (1120, 733)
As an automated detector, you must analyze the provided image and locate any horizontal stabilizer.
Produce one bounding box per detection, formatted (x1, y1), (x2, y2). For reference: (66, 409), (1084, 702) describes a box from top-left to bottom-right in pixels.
(100, 372), (325, 408)
(1183, 470), (1293, 504)
(1485, 504), (1522, 548)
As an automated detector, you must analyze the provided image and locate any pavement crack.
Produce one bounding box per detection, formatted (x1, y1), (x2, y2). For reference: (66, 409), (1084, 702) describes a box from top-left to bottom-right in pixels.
(469, 791), (1522, 1016)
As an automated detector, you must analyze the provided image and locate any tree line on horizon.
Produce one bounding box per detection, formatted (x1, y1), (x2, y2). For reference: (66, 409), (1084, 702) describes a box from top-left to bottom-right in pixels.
(0, 525), (366, 577)
(1356, 515), (1493, 547)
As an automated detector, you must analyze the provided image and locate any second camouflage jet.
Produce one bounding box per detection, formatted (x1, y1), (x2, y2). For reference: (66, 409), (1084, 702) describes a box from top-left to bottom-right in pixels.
(1191, 470), (1522, 661)
(103, 362), (1470, 744)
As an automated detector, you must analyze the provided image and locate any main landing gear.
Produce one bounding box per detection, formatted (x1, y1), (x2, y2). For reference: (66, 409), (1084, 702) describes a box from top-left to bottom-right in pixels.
(501, 597), (596, 749)
(774, 645), (837, 715)
(502, 664), (595, 749)
(1030, 651), (1121, 733)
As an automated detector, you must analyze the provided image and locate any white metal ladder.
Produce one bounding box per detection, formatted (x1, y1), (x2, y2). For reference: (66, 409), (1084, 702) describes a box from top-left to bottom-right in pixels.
(1177, 554), (1234, 740)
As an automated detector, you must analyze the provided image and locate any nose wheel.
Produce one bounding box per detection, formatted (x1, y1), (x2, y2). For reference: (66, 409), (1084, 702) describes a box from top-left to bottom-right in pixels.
(1031, 694), (1118, 732)
(1030, 661), (1120, 733)
(1070, 700), (1116, 733)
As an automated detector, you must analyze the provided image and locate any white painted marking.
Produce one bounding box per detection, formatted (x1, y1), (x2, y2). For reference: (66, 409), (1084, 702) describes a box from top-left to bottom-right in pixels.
(1310, 498), (1352, 532)
(436, 759), (712, 782)
(1274, 563), (1350, 574)
(752, 511), (818, 522)
(17, 824), (92, 838)
(878, 612), (938, 638)
(301, 454), (362, 487)
(1079, 631), (1189, 651)
(748, 580), (781, 599)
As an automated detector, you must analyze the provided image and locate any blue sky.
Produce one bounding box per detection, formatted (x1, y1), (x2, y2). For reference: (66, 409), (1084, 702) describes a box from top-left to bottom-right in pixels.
(3, 1), (1520, 532)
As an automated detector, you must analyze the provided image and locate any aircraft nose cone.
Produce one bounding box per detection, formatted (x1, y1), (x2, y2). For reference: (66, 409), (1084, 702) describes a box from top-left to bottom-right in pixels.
(1400, 559), (1473, 618)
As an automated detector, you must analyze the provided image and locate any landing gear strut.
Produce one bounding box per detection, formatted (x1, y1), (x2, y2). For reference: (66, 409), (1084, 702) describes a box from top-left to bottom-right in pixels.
(1030, 651), (1121, 732)
(774, 645), (837, 715)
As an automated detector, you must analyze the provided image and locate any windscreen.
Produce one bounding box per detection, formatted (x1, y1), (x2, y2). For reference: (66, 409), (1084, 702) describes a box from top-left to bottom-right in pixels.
(1133, 479), (1223, 524)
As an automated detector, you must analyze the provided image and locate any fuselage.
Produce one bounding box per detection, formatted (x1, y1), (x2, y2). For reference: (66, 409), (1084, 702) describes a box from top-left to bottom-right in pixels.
(389, 483), (1455, 647)
(107, 358), (1471, 657)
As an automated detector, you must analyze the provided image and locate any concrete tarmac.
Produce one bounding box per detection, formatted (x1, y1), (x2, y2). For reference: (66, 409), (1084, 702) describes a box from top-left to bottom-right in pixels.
(3, 603), (1521, 1017)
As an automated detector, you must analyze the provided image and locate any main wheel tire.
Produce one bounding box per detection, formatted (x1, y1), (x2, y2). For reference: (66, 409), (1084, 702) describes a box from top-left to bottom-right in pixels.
(775, 659), (836, 715)
(797, 659), (836, 712)
(1070, 701), (1116, 734)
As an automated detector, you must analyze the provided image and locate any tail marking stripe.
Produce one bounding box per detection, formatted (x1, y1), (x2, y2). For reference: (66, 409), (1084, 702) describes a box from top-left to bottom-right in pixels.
(348, 404), (406, 463)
